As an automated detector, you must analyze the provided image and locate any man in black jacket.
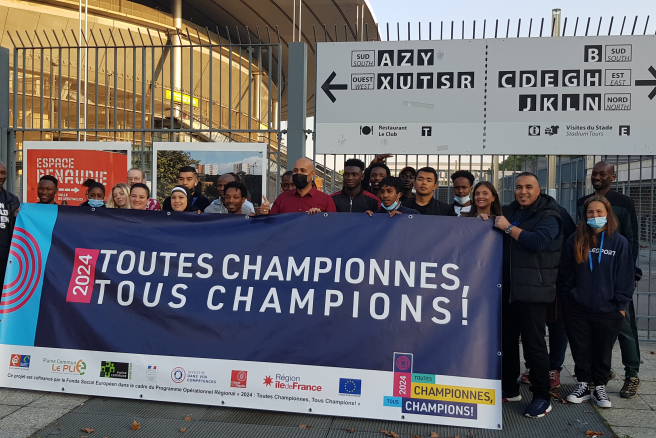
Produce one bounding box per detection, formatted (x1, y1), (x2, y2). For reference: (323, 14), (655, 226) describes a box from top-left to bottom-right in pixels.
(0, 161), (20, 286)
(403, 167), (454, 216)
(331, 158), (380, 213)
(162, 166), (210, 212)
(494, 172), (563, 418)
(576, 161), (642, 398)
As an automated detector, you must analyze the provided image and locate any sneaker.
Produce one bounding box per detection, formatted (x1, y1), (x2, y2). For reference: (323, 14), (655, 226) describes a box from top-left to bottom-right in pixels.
(524, 398), (552, 418)
(593, 385), (611, 408)
(620, 376), (640, 399)
(549, 370), (561, 389)
(502, 391), (522, 402)
(519, 368), (530, 384)
(566, 382), (591, 403)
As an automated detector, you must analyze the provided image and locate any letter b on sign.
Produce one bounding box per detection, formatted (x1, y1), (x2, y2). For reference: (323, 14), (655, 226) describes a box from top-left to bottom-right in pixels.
(584, 45), (602, 62)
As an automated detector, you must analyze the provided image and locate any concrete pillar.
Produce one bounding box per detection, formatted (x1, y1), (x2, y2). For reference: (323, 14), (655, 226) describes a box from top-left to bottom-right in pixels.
(286, 42), (307, 169)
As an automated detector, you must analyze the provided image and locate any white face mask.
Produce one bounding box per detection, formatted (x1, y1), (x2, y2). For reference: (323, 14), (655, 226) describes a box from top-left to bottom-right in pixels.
(454, 195), (471, 205)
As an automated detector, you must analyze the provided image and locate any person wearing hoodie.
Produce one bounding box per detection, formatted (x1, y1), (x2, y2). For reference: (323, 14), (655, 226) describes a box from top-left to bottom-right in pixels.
(493, 172), (563, 419)
(162, 166), (210, 212)
(561, 195), (634, 408)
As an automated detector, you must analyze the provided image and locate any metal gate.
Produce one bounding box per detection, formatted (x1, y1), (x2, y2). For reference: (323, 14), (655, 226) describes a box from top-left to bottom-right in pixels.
(7, 26), (284, 199)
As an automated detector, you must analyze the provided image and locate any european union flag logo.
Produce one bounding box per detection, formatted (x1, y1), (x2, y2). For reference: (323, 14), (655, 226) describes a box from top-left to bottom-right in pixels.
(339, 378), (361, 395)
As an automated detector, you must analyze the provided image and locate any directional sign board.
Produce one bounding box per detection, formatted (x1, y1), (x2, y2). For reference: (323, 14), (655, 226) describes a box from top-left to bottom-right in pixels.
(315, 40), (486, 155)
(485, 36), (656, 154)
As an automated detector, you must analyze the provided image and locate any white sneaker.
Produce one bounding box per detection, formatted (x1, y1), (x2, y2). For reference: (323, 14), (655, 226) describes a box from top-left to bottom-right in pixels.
(593, 385), (612, 408)
(566, 382), (591, 403)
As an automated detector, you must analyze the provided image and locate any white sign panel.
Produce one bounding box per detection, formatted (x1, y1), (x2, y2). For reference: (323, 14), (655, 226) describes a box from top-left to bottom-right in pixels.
(315, 40), (486, 155)
(486, 36), (656, 154)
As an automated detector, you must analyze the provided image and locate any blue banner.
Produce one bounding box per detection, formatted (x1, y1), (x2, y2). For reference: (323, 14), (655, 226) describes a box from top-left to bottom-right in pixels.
(0, 205), (502, 428)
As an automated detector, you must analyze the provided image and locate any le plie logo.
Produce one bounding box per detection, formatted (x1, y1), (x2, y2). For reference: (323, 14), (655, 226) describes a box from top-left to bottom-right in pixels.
(386, 352), (494, 419)
(44, 358), (86, 375)
(9, 354), (30, 370)
(263, 374), (322, 392)
(322, 48), (473, 102)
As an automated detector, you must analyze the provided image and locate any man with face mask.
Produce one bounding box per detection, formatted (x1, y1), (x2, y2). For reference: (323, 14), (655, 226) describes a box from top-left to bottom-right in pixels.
(365, 177), (419, 217)
(576, 161), (642, 399)
(450, 170), (475, 216)
(263, 158), (336, 214)
(399, 167), (416, 202)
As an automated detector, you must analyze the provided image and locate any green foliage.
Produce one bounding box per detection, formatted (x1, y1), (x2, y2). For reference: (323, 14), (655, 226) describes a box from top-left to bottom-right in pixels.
(156, 150), (200, 204)
(498, 155), (538, 171)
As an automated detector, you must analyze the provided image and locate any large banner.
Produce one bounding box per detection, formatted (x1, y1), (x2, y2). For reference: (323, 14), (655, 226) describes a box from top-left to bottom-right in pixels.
(0, 206), (502, 429)
(24, 142), (131, 206)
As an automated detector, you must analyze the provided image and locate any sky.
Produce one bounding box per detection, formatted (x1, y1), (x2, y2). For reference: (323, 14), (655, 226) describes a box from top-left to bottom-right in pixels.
(367, 0), (656, 39)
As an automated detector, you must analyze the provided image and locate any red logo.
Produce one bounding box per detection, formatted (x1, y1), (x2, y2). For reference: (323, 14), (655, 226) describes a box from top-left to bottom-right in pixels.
(66, 249), (100, 303)
(9, 354), (20, 367)
(231, 370), (248, 388)
(395, 355), (411, 371)
(263, 376), (273, 386)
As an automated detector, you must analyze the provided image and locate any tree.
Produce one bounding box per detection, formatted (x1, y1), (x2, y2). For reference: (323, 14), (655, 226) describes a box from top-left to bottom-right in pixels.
(156, 150), (200, 204)
(499, 155), (538, 171)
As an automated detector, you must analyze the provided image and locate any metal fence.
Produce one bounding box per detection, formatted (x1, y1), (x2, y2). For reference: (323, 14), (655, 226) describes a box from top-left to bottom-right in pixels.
(7, 26), (284, 199)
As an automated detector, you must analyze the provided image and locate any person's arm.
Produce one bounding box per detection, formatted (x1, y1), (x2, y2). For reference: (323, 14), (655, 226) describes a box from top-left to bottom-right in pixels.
(495, 215), (560, 251)
(613, 237), (637, 308)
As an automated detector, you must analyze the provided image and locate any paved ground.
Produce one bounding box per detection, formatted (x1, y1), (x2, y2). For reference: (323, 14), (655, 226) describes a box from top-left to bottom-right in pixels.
(0, 341), (652, 438)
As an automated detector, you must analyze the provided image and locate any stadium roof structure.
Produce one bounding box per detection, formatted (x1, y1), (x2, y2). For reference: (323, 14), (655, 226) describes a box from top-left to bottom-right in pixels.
(132, 0), (379, 118)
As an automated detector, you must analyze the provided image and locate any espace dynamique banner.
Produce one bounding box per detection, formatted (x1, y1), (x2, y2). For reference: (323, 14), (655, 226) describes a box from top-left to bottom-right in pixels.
(0, 205), (502, 429)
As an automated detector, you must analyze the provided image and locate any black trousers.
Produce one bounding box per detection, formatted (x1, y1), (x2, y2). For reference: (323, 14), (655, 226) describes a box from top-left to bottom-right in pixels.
(502, 293), (551, 401)
(564, 301), (624, 386)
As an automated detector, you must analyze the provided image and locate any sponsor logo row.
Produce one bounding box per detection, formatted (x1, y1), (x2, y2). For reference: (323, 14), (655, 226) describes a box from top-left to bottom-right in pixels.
(6, 354), (361, 396)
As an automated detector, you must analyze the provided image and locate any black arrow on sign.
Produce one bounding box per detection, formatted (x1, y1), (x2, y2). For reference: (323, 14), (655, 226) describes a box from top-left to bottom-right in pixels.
(321, 71), (347, 103)
(636, 66), (656, 100)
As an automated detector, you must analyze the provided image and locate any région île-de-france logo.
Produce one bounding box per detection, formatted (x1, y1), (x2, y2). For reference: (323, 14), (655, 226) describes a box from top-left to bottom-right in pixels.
(99, 361), (132, 379)
(263, 374), (322, 392)
(171, 367), (186, 383)
(9, 354), (30, 369)
(146, 365), (157, 382)
(231, 370), (248, 388)
(1, 228), (42, 314)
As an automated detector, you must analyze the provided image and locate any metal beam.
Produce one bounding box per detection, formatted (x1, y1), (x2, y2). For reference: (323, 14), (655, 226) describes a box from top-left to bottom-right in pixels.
(286, 42), (307, 169)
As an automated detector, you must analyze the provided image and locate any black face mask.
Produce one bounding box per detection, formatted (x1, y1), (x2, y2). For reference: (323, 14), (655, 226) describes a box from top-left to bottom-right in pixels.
(292, 173), (310, 190)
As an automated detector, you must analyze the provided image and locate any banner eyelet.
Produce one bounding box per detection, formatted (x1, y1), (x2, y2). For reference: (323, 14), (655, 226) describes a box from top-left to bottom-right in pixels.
(323, 213), (328, 217)
(408, 215), (413, 219)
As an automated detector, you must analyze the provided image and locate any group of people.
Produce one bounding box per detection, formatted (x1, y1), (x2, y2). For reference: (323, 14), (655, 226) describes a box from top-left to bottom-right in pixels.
(0, 155), (644, 419)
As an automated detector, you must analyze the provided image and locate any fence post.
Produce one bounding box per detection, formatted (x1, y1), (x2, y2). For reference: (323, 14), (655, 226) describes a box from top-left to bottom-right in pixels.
(286, 42), (307, 170)
(0, 47), (11, 193)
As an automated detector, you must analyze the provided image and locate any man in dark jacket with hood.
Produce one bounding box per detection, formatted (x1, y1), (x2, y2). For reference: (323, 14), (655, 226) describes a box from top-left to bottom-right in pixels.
(494, 172), (563, 418)
(0, 161), (20, 286)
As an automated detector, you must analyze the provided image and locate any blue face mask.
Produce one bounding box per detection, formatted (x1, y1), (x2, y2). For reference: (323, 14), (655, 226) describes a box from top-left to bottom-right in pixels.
(88, 199), (104, 208)
(382, 200), (399, 211)
(587, 216), (607, 229)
